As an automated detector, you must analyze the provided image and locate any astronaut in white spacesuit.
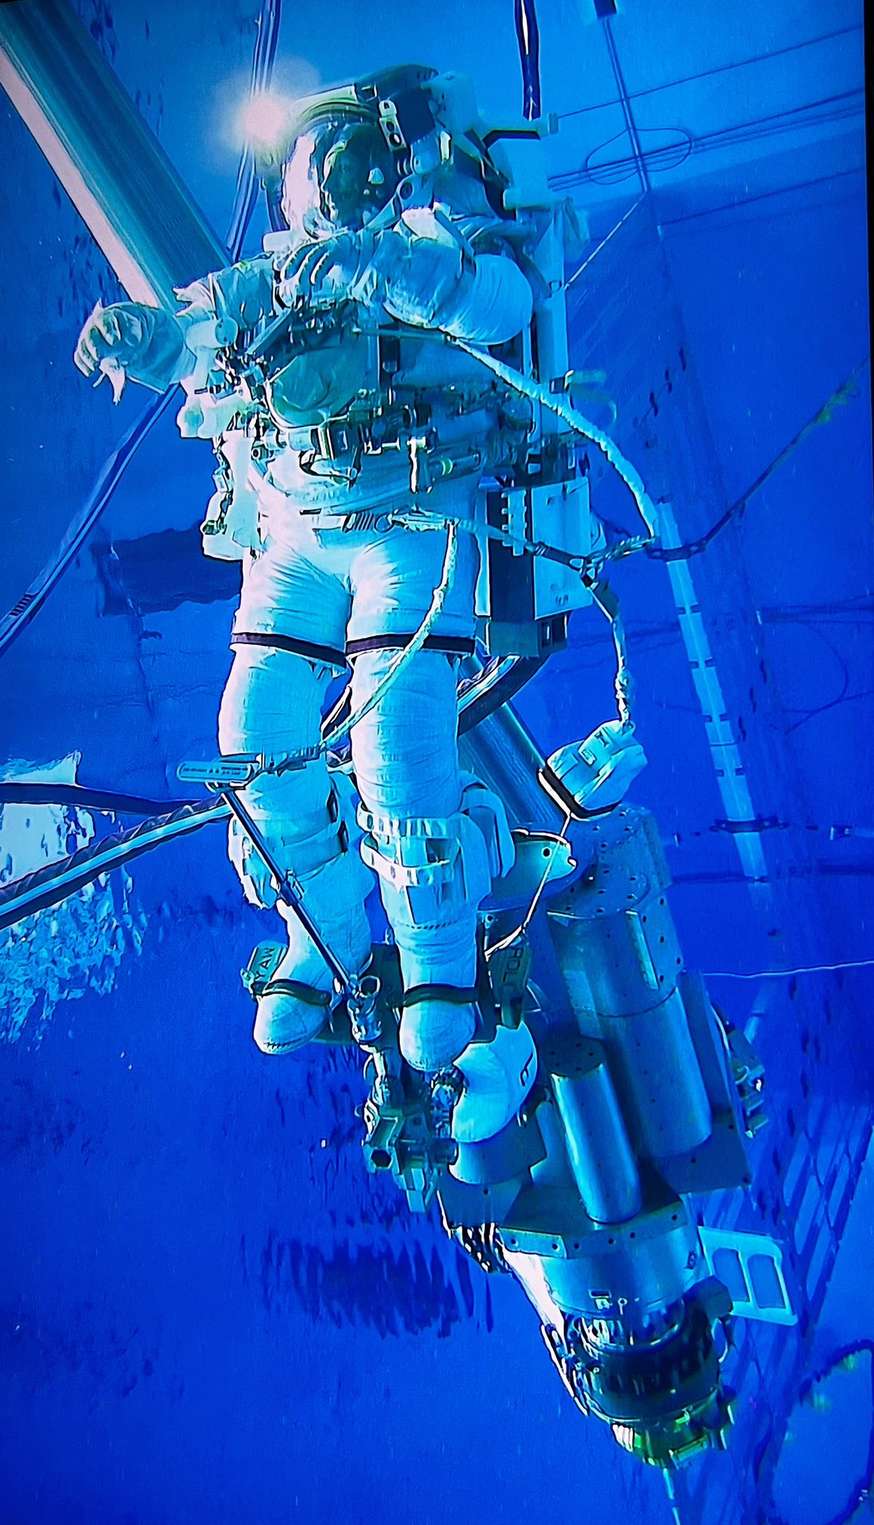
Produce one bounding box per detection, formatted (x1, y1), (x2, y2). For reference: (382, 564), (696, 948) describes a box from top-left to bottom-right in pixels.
(74, 70), (535, 1111)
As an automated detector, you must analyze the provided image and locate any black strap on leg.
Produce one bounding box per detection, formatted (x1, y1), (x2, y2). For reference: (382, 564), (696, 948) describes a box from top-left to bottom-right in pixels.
(261, 979), (333, 1007)
(346, 634), (475, 660)
(400, 983), (480, 1009)
(231, 631), (348, 670)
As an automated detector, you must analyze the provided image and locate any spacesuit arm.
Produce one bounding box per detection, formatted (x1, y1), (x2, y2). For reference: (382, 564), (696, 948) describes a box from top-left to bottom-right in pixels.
(277, 215), (532, 346)
(372, 227), (533, 345)
(173, 255), (276, 351)
(74, 256), (276, 394)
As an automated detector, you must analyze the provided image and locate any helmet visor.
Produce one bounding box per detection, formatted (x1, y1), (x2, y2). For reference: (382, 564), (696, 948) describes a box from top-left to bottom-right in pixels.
(280, 119), (399, 237)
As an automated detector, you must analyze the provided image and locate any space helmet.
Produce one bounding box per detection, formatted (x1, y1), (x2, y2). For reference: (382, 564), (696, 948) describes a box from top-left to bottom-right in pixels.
(258, 64), (500, 239)
(280, 115), (401, 237)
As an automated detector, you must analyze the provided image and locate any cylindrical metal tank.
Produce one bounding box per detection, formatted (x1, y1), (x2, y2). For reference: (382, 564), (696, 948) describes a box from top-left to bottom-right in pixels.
(550, 1050), (642, 1223)
(548, 806), (712, 1159)
(461, 704), (561, 831)
(607, 988), (711, 1157)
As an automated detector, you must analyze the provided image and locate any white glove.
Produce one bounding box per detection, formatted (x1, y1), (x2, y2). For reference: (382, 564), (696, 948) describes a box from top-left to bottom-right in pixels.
(74, 301), (190, 397)
(276, 231), (378, 310)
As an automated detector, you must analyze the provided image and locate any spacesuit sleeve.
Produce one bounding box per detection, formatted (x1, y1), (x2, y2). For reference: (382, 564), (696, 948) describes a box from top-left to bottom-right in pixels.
(370, 221), (533, 346)
(173, 255), (276, 351)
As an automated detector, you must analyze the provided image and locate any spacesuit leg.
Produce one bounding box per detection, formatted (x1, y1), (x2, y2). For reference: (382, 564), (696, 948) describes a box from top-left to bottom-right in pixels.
(218, 642), (373, 1053)
(350, 648), (512, 1072)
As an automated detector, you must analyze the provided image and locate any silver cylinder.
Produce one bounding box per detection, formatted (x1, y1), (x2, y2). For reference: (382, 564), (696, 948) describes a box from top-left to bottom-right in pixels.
(607, 988), (712, 1158)
(551, 1054), (642, 1224)
(461, 704), (560, 831)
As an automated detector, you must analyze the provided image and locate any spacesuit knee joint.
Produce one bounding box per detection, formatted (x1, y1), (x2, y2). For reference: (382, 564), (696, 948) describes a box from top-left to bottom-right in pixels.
(233, 775), (362, 910)
(358, 807), (486, 925)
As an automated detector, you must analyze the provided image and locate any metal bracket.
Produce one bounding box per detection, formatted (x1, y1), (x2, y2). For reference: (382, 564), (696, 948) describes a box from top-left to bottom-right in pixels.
(698, 1227), (797, 1325)
(484, 828), (576, 912)
(177, 754), (264, 788)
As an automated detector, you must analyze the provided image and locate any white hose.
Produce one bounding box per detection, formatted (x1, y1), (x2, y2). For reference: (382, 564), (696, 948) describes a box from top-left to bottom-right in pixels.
(447, 335), (660, 543)
(261, 335), (655, 779)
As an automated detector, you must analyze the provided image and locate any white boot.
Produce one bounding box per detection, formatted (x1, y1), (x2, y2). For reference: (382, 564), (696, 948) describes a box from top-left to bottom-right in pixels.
(253, 849), (373, 1054)
(450, 1021), (538, 1144)
(395, 917), (479, 1071)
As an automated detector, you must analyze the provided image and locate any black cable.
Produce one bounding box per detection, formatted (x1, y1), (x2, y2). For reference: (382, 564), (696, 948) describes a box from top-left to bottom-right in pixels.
(647, 360), (869, 564)
(582, 127), (692, 187)
(784, 687), (874, 737)
(602, 16), (650, 194)
(550, 89), (864, 190)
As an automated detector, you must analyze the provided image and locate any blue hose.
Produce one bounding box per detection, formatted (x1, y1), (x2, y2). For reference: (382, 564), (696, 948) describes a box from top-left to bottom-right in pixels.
(226, 0), (282, 260)
(513, 0), (542, 120)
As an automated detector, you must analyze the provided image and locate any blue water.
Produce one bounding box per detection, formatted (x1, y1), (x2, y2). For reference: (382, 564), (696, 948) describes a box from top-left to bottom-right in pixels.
(1, 3), (871, 1522)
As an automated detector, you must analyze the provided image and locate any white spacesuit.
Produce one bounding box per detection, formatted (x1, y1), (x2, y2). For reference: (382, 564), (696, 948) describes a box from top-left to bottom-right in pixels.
(74, 71), (537, 1118)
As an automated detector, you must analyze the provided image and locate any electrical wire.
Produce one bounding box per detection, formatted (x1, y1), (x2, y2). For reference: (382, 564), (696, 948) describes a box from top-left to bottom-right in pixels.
(562, 193), (646, 294)
(272, 520), (459, 771)
(648, 360), (869, 563)
(703, 959), (874, 980)
(601, 15), (650, 195)
(582, 127), (693, 187)
(550, 89), (865, 192)
(784, 687), (874, 737)
(446, 335), (659, 544)
(590, 580), (633, 728)
(555, 24), (863, 121)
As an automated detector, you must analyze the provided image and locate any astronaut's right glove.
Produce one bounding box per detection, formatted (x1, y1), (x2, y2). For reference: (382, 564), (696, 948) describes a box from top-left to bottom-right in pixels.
(275, 231), (378, 311)
(275, 212), (533, 347)
(73, 301), (193, 398)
